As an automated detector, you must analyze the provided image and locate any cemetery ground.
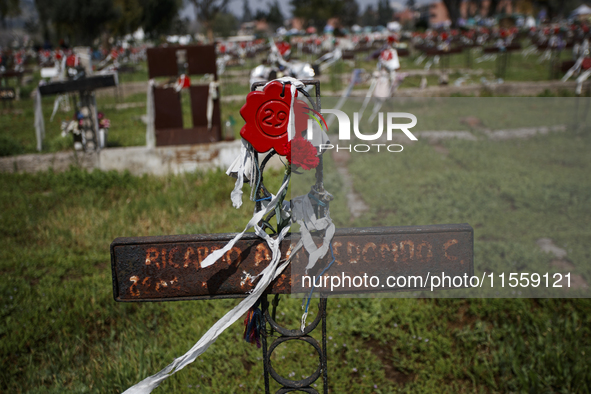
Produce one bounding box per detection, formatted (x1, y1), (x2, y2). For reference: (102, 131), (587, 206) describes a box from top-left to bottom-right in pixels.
(1, 46), (591, 392)
(0, 45), (582, 157)
(2, 120), (591, 393)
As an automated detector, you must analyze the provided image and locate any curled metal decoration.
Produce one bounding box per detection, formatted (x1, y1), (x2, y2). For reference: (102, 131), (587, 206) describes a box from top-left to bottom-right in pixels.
(251, 79), (328, 394)
(261, 295), (328, 394)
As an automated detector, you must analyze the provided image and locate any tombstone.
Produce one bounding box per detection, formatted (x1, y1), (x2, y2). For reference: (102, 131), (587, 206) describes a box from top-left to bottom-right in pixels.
(0, 70), (24, 110)
(483, 44), (521, 80)
(111, 79), (474, 393)
(146, 45), (222, 147)
(35, 73), (118, 152)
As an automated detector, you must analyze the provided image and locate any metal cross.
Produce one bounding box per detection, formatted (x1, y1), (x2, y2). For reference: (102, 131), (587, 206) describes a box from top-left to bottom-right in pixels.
(110, 79), (474, 393)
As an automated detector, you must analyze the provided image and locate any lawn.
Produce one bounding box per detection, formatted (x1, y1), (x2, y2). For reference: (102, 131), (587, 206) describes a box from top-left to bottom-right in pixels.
(1, 116), (590, 392)
(1, 42), (590, 394)
(0, 40), (581, 158)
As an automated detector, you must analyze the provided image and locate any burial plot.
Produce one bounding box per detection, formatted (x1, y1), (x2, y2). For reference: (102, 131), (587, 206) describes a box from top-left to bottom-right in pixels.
(146, 45), (222, 146)
(36, 73), (117, 151)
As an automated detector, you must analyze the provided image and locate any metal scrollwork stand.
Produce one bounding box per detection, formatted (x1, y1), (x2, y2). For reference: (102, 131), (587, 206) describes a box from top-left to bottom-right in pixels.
(261, 295), (328, 394)
(250, 80), (329, 394)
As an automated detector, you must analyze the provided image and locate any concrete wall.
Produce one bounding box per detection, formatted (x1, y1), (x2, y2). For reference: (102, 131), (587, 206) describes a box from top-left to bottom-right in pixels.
(0, 140), (284, 176)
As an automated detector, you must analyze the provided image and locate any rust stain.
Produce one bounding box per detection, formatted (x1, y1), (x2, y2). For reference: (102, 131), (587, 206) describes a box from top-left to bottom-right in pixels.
(111, 224), (474, 301)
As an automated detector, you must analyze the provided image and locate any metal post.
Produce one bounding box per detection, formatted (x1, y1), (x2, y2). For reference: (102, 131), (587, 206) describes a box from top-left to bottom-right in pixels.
(250, 79), (330, 393)
(261, 294), (328, 394)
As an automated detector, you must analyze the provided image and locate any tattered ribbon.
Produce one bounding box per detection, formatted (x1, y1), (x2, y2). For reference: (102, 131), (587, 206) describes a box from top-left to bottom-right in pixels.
(226, 139), (255, 209)
(122, 226), (295, 394)
(562, 56), (584, 82)
(146, 80), (156, 149)
(50, 94), (70, 122)
(207, 81), (219, 130)
(34, 88), (45, 152)
(265, 77), (303, 141)
(200, 174), (290, 269)
(122, 173), (296, 393)
(291, 194), (335, 274)
(291, 194), (335, 331)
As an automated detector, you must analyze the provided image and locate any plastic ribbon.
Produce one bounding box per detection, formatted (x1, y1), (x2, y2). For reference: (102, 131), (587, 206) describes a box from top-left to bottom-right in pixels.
(50, 94), (69, 122)
(226, 139), (255, 209)
(576, 68), (591, 95)
(200, 174), (290, 269)
(207, 81), (219, 130)
(122, 225), (294, 394)
(34, 88), (45, 152)
(265, 77), (303, 141)
(291, 194), (335, 274)
(146, 80), (155, 149)
(562, 56), (584, 82)
(122, 171), (296, 393)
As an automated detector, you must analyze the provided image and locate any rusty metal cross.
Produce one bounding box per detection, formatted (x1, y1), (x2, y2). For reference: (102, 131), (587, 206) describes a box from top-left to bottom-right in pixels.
(110, 79), (474, 393)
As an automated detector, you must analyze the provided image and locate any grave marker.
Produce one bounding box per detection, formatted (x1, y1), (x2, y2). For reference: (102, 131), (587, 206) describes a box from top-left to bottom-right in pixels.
(146, 45), (223, 147)
(111, 79), (474, 393)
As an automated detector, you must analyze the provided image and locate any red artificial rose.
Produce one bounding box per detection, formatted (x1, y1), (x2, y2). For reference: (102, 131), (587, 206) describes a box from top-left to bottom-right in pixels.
(285, 136), (319, 170)
(240, 81), (309, 155)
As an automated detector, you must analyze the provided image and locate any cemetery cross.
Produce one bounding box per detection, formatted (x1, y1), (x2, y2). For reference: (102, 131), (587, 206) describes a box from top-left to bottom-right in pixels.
(110, 79), (474, 393)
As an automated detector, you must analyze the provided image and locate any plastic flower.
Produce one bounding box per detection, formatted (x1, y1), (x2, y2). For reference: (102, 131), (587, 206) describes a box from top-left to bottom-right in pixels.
(285, 136), (319, 170)
(99, 118), (111, 129)
(239, 81), (308, 155)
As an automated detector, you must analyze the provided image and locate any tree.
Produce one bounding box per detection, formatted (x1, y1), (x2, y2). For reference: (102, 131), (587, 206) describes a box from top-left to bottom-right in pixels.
(535, 0), (580, 20)
(376, 0), (392, 26)
(50, 0), (118, 45)
(486, 0), (500, 17)
(0, 0), (20, 28)
(188, 0), (229, 42)
(32, 0), (181, 45)
(242, 0), (252, 22)
(340, 0), (359, 28)
(266, 0), (284, 29)
(441, 0), (461, 27)
(212, 12), (237, 37)
(361, 5), (377, 27)
(34, 0), (52, 41)
(291, 0), (359, 30)
(139, 0), (181, 38)
(110, 0), (143, 38)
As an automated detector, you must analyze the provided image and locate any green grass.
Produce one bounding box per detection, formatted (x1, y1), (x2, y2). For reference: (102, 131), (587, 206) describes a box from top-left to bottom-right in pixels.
(0, 44), (580, 157)
(1, 48), (591, 393)
(2, 120), (591, 392)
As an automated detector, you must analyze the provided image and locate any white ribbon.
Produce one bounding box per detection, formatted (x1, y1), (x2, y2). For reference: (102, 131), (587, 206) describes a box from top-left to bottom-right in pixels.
(226, 139), (255, 209)
(34, 88), (45, 152)
(200, 175), (290, 269)
(562, 56), (584, 82)
(207, 81), (219, 130)
(122, 172), (293, 393)
(265, 77), (304, 141)
(291, 194), (335, 273)
(146, 80), (155, 149)
(50, 94), (69, 122)
(122, 225), (293, 394)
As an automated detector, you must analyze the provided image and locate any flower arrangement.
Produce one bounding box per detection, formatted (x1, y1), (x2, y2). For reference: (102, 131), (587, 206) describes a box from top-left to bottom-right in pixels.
(61, 111), (111, 138)
(285, 135), (320, 171)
